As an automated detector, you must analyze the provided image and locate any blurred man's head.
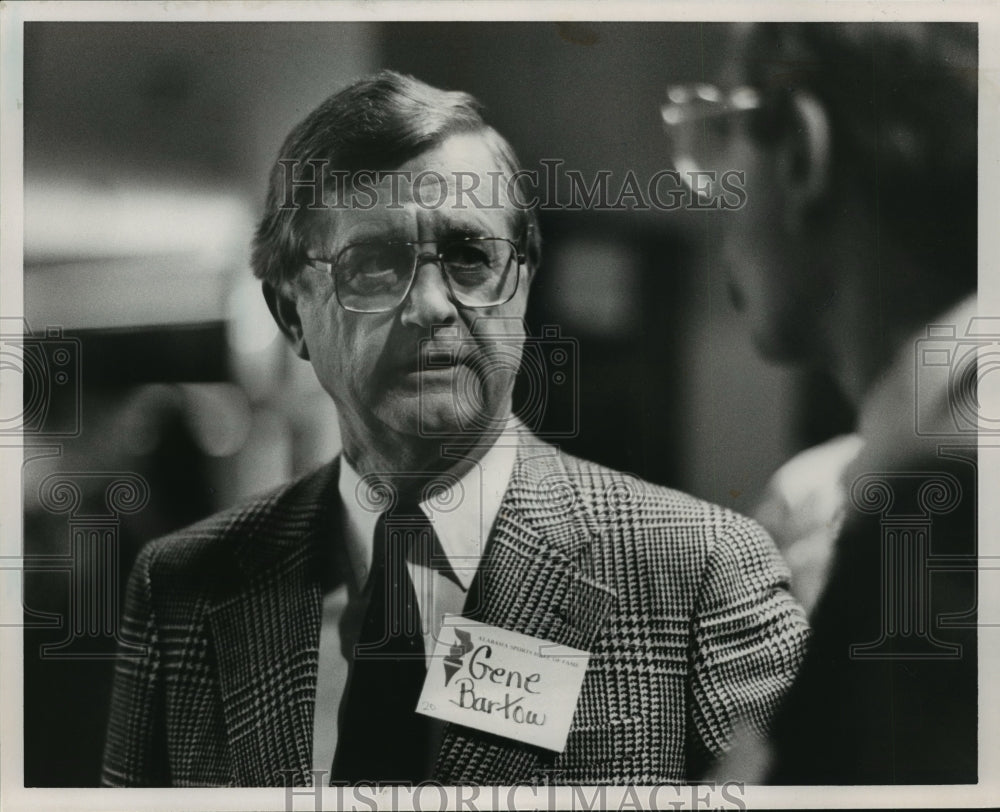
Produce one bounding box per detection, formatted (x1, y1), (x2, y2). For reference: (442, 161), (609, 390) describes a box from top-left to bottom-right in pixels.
(252, 71), (541, 459)
(664, 23), (977, 382)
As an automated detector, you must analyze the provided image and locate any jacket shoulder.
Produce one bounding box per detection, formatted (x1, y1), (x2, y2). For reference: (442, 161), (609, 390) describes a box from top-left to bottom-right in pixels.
(135, 461), (337, 579)
(557, 449), (755, 532)
(554, 449), (788, 583)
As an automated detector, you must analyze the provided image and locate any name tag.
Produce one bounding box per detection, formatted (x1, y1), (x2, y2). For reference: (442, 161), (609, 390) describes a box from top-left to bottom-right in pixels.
(416, 616), (590, 753)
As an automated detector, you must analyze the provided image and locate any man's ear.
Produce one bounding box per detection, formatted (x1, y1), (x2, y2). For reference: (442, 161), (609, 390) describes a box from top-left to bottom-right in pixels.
(779, 90), (831, 214)
(262, 279), (310, 361)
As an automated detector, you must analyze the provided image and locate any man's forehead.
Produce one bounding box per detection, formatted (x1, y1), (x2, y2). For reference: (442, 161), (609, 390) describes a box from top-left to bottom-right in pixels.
(396, 131), (507, 175)
(370, 133), (513, 203)
(317, 203), (509, 240)
(366, 170), (511, 204)
(307, 132), (519, 244)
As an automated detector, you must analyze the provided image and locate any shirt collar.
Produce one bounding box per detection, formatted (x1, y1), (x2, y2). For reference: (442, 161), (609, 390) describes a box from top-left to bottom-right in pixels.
(337, 432), (519, 592)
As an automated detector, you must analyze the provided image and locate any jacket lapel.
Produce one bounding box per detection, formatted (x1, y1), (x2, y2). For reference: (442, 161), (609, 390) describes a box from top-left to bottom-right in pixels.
(207, 461), (340, 786)
(433, 442), (616, 785)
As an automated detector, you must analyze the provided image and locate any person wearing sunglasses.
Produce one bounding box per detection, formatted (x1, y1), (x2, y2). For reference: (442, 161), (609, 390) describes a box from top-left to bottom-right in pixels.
(101, 70), (807, 788)
(664, 23), (978, 784)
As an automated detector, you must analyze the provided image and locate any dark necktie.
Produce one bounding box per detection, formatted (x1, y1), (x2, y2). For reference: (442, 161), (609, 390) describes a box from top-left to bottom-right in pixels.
(330, 501), (436, 784)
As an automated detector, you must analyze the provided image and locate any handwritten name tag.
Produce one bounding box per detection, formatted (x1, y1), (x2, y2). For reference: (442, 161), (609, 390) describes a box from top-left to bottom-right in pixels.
(416, 617), (590, 752)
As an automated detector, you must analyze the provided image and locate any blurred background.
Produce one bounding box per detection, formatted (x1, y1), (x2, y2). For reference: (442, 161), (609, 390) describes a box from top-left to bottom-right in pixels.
(19, 22), (853, 785)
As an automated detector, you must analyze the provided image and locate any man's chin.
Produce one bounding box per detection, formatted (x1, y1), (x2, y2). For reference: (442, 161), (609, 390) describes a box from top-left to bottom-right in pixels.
(378, 392), (510, 440)
(372, 394), (456, 438)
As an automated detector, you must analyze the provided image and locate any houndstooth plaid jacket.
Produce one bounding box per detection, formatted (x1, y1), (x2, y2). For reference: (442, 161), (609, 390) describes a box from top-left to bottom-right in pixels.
(102, 440), (808, 787)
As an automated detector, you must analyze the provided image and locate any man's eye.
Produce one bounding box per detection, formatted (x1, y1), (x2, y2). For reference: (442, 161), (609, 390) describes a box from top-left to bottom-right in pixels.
(350, 267), (397, 283)
(346, 245), (406, 274)
(338, 245), (410, 293)
(443, 244), (492, 268)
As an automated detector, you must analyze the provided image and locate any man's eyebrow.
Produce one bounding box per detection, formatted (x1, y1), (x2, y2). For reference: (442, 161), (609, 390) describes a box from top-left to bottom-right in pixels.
(441, 223), (493, 240)
(332, 226), (410, 248)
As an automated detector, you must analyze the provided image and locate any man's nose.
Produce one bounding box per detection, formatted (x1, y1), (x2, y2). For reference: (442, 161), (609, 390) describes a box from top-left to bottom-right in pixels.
(399, 259), (458, 327)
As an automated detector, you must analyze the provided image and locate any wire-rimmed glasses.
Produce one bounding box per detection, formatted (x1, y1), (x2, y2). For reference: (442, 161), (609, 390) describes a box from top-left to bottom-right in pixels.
(305, 236), (524, 314)
(661, 83), (763, 199)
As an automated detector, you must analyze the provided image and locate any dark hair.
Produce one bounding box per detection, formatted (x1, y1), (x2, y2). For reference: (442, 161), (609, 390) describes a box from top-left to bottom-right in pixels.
(737, 23), (977, 287)
(251, 70), (541, 286)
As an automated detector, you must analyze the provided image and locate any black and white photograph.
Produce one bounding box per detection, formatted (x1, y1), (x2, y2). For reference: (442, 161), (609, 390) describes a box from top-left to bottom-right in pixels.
(1, 2), (997, 810)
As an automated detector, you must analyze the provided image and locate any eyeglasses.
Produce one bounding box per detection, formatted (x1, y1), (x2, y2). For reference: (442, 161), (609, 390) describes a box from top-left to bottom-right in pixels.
(661, 83), (763, 199)
(305, 236), (524, 314)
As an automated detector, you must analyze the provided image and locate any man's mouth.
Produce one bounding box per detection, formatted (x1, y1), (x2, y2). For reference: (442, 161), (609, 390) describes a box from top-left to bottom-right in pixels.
(390, 344), (468, 379)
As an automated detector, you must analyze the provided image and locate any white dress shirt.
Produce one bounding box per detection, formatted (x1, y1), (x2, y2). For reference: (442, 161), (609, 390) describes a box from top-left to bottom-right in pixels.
(311, 436), (519, 774)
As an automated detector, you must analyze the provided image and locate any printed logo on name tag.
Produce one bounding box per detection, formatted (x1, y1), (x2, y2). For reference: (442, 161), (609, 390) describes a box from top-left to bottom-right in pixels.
(416, 616), (590, 753)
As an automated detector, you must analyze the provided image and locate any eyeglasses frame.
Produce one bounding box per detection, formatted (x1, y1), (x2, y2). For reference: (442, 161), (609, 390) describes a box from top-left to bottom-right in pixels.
(304, 235), (527, 314)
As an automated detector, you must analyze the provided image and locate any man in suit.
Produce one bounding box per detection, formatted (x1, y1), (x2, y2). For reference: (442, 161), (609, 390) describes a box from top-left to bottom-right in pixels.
(102, 70), (808, 788)
(663, 24), (977, 783)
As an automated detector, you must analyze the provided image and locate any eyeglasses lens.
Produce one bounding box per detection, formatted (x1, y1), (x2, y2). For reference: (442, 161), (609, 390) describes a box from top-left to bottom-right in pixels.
(336, 238), (518, 313)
